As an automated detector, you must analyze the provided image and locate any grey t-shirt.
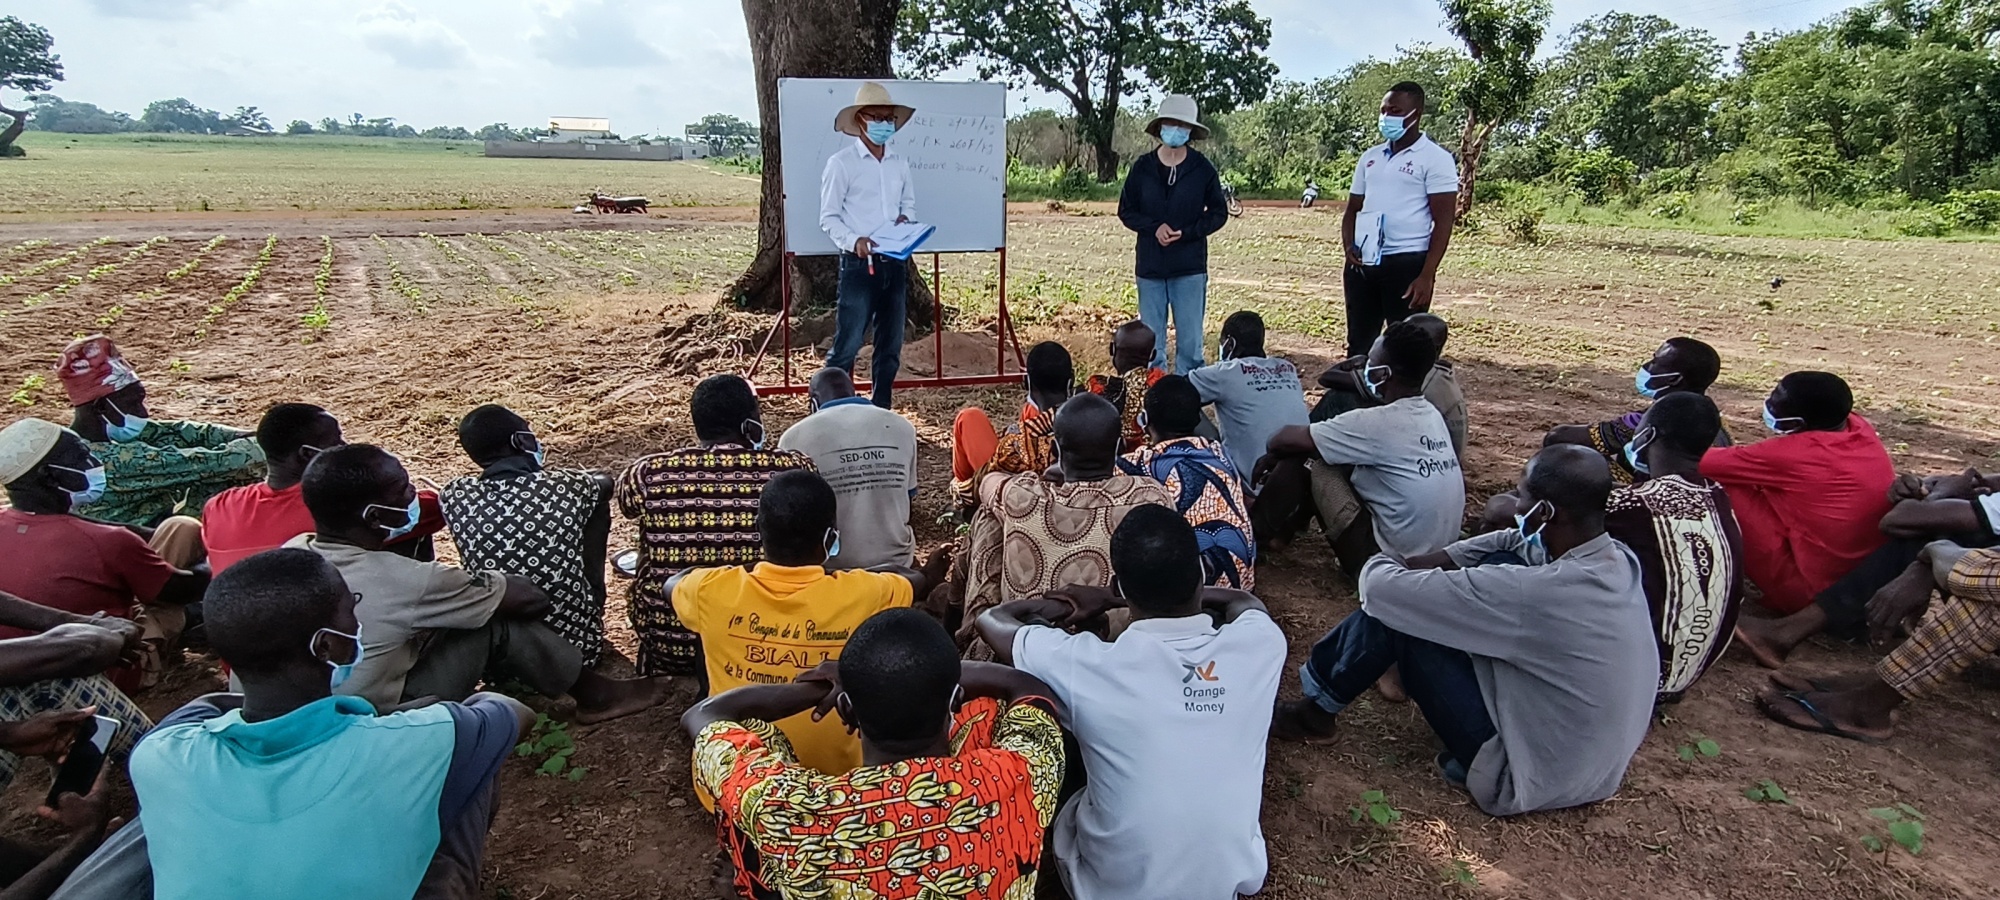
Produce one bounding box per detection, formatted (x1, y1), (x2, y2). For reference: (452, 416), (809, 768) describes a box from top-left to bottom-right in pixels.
(776, 398), (919, 569)
(1187, 357), (1310, 481)
(1359, 531), (1658, 816)
(1308, 396), (1465, 559)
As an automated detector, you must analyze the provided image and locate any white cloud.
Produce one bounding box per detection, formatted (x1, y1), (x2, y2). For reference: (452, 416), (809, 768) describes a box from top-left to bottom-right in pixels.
(356, 2), (474, 71)
(85, 0), (238, 20)
(531, 0), (666, 69)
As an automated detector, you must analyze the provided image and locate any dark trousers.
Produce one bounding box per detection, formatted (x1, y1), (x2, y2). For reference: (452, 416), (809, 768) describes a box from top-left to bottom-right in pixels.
(1814, 533), (1997, 633)
(1302, 609), (1497, 770)
(403, 618), (585, 703)
(1343, 251), (1427, 358)
(1310, 384), (1367, 423)
(826, 251), (908, 408)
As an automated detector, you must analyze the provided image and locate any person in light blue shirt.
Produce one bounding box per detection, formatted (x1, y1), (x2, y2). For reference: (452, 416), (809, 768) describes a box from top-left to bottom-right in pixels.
(127, 548), (533, 900)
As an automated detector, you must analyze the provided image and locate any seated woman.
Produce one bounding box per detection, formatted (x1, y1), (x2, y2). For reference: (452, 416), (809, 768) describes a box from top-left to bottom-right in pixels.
(1545, 337), (1726, 484)
(949, 342), (1072, 510)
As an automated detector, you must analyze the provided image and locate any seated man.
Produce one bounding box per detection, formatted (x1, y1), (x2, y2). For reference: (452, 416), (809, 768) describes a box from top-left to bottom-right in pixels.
(295, 444), (666, 722)
(1118, 375), (1256, 589)
(955, 394), (1169, 659)
(443, 405), (614, 665)
(1700, 371), (1894, 614)
(130, 548), (535, 899)
(54, 335), (264, 528)
(1251, 321), (1464, 572)
(0, 588), (150, 803)
(616, 374), (812, 678)
(1083, 320), (1166, 453)
(670, 470), (922, 777)
(951, 341), (1072, 509)
(1604, 392), (1745, 703)
(0, 419), (207, 694)
(1736, 467), (2000, 667)
(1313, 312), (1467, 460)
(1186, 311), (1309, 483)
(1274, 447), (1657, 817)
(204, 403), (443, 573)
(1759, 541), (2000, 743)
(1546, 337), (1726, 484)
(975, 505), (1285, 900)
(775, 368), (919, 570)
(683, 609), (1063, 900)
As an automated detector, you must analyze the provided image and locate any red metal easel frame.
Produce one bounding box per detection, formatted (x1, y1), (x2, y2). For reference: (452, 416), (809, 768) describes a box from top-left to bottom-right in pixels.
(744, 246), (1026, 397)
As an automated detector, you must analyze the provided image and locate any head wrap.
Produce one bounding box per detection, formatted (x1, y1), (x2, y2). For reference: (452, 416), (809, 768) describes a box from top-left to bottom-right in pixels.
(55, 335), (140, 406)
(0, 418), (64, 485)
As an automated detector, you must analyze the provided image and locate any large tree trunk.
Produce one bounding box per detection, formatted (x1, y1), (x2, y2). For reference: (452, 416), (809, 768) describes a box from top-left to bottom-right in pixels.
(729, 0), (933, 327)
(1454, 119), (1497, 223)
(0, 104), (25, 156)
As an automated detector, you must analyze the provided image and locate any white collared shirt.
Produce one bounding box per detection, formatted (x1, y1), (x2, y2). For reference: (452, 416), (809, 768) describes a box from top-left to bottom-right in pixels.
(819, 137), (916, 255)
(1349, 134), (1460, 255)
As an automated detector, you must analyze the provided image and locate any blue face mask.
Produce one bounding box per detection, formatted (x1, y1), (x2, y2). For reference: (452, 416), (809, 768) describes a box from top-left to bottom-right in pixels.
(1763, 404), (1803, 435)
(1623, 426), (1655, 477)
(825, 527), (842, 561)
(312, 623), (365, 690)
(1159, 124), (1191, 148)
(864, 120), (897, 146)
(103, 401), (149, 443)
(513, 431), (545, 468)
(366, 496), (423, 541)
(1514, 500), (1552, 553)
(52, 464), (107, 509)
(742, 419), (766, 452)
(1635, 368), (1681, 399)
(1378, 112), (1410, 143)
(1355, 364), (1392, 402)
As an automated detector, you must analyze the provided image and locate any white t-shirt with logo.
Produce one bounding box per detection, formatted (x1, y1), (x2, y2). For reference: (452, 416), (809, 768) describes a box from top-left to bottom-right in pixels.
(775, 398), (918, 568)
(1013, 611), (1286, 900)
(1309, 395), (1465, 558)
(1350, 135), (1460, 256)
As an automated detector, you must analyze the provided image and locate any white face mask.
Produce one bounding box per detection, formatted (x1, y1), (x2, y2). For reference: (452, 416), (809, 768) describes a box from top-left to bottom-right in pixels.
(311, 623), (365, 690)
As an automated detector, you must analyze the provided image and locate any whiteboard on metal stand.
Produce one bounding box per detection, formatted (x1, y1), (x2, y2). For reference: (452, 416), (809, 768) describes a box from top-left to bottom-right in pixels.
(778, 78), (1007, 255)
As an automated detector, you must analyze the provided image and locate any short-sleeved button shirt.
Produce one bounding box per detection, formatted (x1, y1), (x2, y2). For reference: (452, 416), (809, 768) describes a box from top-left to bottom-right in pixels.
(0, 508), (176, 639)
(1350, 135), (1460, 256)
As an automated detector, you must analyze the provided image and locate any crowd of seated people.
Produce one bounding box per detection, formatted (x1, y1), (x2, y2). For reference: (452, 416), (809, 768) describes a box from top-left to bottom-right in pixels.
(1, 312), (1993, 900)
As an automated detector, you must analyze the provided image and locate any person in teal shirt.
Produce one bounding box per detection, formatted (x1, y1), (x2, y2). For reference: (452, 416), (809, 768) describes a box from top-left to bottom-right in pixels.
(127, 548), (532, 899)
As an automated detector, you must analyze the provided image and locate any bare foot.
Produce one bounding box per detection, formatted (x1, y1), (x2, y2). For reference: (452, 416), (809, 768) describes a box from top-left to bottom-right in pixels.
(1732, 604), (1828, 669)
(1768, 670), (1880, 694)
(1374, 664), (1408, 703)
(1731, 622), (1791, 669)
(573, 676), (673, 725)
(1756, 689), (1895, 742)
(1269, 699), (1340, 743)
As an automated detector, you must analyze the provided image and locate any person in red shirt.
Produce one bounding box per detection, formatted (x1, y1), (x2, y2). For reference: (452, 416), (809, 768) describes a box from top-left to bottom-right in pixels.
(1699, 372), (1895, 614)
(203, 403), (444, 573)
(0, 419), (209, 694)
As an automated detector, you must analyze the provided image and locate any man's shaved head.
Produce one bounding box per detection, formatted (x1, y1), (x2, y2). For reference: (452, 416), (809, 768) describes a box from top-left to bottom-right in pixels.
(1111, 321), (1155, 372)
(1405, 313), (1449, 353)
(808, 367), (857, 408)
(1521, 445), (1613, 525)
(1053, 393), (1121, 473)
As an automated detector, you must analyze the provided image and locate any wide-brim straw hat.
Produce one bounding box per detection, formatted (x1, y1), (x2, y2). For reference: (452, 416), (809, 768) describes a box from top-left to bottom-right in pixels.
(1145, 94), (1209, 141)
(835, 82), (917, 137)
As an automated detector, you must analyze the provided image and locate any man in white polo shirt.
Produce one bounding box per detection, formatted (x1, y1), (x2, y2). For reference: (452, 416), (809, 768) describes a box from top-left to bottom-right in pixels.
(975, 505), (1286, 900)
(820, 81), (918, 409)
(776, 367), (919, 569)
(1343, 80), (1459, 358)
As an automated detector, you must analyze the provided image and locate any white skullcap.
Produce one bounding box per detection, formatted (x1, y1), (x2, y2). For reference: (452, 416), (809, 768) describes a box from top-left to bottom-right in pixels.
(0, 418), (64, 485)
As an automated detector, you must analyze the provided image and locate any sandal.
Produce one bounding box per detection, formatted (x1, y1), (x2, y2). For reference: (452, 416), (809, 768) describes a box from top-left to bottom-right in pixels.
(1760, 691), (1885, 744)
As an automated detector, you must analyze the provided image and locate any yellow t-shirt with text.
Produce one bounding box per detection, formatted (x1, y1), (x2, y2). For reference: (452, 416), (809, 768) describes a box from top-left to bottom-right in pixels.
(672, 562), (913, 776)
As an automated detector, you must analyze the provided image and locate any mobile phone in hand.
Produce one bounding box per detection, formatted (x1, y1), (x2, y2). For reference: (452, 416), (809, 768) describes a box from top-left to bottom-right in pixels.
(45, 715), (118, 806)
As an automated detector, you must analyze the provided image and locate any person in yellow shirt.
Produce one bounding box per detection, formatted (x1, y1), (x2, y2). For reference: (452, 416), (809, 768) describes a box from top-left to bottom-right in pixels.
(669, 470), (926, 776)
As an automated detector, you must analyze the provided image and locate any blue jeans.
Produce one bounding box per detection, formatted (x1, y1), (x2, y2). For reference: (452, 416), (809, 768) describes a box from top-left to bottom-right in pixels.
(826, 252), (907, 408)
(1300, 609), (1497, 772)
(1136, 273), (1208, 374)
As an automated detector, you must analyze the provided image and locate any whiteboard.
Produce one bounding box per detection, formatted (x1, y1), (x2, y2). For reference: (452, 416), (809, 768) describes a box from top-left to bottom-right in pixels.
(778, 78), (1006, 255)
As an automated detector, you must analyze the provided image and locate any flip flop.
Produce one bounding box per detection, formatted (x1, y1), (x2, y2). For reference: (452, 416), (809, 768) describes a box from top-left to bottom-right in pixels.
(1761, 691), (1885, 744)
(1768, 672), (1835, 693)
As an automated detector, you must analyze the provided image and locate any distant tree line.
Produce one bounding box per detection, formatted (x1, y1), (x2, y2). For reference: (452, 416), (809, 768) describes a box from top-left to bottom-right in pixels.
(22, 94), (548, 141)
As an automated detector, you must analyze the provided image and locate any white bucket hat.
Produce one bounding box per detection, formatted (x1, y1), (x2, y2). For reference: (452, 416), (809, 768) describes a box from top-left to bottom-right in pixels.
(1145, 94), (1209, 141)
(835, 82), (917, 137)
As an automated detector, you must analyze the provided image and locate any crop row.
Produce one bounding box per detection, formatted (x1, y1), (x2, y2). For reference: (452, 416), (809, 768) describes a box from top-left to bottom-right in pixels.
(0, 236), (115, 286)
(24, 236), (171, 307)
(196, 235), (278, 339)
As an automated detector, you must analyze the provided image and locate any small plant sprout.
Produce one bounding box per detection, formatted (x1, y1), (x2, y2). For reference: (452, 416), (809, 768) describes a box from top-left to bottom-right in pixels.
(166, 359), (192, 374)
(1442, 858), (1477, 887)
(1349, 790), (1401, 829)
(1861, 804), (1925, 855)
(9, 374), (47, 407)
(514, 714), (586, 782)
(1744, 779), (1791, 804)
(1675, 735), (1721, 762)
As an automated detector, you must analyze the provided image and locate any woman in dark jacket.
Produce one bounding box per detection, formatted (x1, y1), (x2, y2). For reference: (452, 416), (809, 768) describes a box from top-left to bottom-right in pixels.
(1117, 94), (1231, 374)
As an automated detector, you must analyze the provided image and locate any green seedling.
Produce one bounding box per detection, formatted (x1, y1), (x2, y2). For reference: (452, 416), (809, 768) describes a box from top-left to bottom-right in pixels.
(1675, 735), (1721, 761)
(1744, 779), (1791, 804)
(1349, 790), (1401, 829)
(1861, 803), (1925, 855)
(514, 714), (586, 782)
(9, 374), (47, 407)
(1442, 858), (1477, 886)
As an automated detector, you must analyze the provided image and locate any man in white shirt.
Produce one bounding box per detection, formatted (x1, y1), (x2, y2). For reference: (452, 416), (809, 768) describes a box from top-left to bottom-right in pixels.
(776, 367), (919, 569)
(820, 82), (918, 409)
(976, 504), (1285, 900)
(1251, 320), (1463, 574)
(1343, 80), (1459, 358)
(1186, 311), (1310, 484)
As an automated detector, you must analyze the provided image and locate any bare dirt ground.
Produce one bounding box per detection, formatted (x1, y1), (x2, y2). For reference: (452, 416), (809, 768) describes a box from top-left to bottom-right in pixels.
(0, 206), (1996, 900)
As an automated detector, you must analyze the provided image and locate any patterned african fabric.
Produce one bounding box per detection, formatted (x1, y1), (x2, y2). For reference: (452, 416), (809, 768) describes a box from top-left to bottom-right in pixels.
(615, 445), (813, 677)
(78, 419), (265, 527)
(956, 472), (1169, 660)
(1118, 436), (1256, 590)
(696, 697), (1064, 900)
(1605, 474), (1746, 703)
(1878, 548), (2000, 699)
(951, 405), (1058, 508)
(1085, 365), (1166, 453)
(442, 468), (607, 666)
(0, 674), (151, 793)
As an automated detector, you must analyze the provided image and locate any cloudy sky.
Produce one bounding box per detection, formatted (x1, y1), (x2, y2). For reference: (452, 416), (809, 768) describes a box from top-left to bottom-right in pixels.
(34, 0), (1854, 135)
